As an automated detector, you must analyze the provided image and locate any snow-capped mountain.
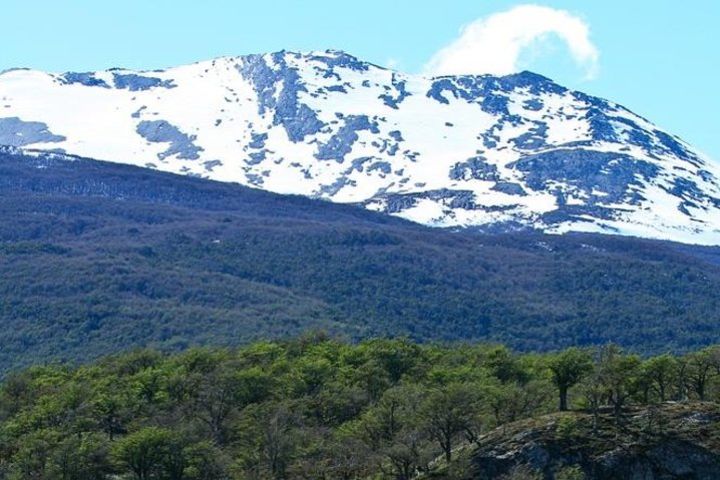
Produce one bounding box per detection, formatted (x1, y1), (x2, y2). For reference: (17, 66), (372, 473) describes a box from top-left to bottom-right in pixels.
(1, 50), (719, 244)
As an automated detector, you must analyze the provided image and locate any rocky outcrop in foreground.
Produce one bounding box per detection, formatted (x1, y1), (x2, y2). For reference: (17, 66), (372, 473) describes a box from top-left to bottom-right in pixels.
(437, 403), (720, 479)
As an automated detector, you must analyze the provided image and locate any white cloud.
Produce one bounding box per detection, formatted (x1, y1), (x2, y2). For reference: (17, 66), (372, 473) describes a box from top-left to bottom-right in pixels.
(424, 4), (599, 79)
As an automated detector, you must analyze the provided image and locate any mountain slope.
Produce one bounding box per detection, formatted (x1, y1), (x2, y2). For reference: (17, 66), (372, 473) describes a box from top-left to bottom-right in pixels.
(1, 50), (719, 243)
(2, 147), (720, 373)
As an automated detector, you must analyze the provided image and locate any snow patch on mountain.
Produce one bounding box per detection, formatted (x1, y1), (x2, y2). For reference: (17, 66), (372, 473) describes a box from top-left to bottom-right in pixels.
(1, 50), (719, 244)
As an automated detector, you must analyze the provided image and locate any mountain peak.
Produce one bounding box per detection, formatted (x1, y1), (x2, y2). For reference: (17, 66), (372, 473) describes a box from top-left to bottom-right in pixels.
(1, 51), (718, 244)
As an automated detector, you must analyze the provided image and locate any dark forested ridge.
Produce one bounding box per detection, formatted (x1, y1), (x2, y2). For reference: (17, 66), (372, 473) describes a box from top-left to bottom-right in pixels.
(2, 148), (720, 372)
(3, 337), (720, 479)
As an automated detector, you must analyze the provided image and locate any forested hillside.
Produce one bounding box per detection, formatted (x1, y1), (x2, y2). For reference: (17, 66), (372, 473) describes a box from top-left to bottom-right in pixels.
(3, 148), (720, 373)
(2, 336), (720, 479)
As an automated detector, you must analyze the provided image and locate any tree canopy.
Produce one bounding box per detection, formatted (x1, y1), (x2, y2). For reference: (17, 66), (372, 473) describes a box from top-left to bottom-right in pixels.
(2, 337), (720, 479)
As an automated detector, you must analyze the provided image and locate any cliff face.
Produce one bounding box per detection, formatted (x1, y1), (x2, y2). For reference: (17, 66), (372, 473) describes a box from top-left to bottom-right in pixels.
(440, 403), (720, 479)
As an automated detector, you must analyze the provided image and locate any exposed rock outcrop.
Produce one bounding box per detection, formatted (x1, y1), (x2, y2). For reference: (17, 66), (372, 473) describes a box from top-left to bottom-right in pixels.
(438, 403), (720, 479)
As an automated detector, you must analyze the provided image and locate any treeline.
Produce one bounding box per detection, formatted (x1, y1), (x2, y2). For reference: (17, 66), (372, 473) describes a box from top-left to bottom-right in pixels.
(2, 336), (720, 479)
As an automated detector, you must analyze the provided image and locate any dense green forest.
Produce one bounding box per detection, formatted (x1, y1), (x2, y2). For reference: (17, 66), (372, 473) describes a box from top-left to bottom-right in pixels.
(3, 148), (720, 373)
(3, 335), (720, 479)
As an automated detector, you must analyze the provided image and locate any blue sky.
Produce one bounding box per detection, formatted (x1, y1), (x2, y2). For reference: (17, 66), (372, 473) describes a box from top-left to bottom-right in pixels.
(3, 0), (719, 159)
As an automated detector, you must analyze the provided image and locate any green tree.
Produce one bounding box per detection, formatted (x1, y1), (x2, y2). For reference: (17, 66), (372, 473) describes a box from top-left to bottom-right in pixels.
(685, 348), (716, 401)
(548, 348), (593, 411)
(234, 402), (300, 480)
(486, 380), (551, 428)
(112, 427), (176, 480)
(580, 368), (605, 434)
(187, 365), (272, 444)
(485, 346), (528, 384)
(420, 383), (479, 463)
(49, 432), (112, 480)
(182, 441), (226, 480)
(597, 345), (641, 424)
(357, 385), (431, 480)
(6, 429), (56, 480)
(641, 354), (678, 402)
